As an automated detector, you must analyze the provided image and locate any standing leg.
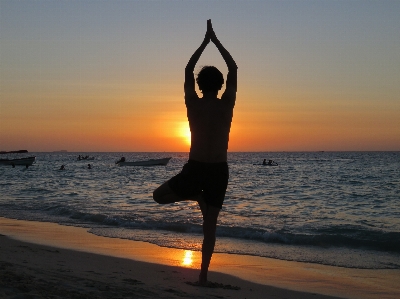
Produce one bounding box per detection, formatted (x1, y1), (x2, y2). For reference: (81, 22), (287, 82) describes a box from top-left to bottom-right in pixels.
(199, 205), (220, 285)
(197, 195), (207, 217)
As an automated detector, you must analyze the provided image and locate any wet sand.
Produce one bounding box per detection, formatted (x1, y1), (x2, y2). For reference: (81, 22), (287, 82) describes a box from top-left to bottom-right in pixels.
(1, 217), (399, 299)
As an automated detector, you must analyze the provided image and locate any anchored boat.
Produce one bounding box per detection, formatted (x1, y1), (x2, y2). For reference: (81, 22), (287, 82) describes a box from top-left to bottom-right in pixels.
(0, 156), (36, 167)
(117, 157), (171, 166)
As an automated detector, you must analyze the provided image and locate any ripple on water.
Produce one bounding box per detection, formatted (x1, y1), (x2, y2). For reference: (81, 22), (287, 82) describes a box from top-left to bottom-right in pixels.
(0, 151), (399, 269)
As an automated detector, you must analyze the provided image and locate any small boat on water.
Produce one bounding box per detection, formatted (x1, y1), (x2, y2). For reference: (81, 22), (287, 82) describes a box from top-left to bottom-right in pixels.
(0, 150), (35, 167)
(0, 156), (36, 167)
(77, 155), (94, 161)
(117, 157), (171, 166)
(254, 159), (279, 166)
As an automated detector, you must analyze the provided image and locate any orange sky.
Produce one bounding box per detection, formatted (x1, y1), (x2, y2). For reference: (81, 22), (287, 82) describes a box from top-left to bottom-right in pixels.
(1, 1), (399, 152)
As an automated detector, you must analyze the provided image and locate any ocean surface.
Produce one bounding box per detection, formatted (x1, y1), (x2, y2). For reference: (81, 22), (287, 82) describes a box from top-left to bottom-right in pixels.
(1, 152), (399, 269)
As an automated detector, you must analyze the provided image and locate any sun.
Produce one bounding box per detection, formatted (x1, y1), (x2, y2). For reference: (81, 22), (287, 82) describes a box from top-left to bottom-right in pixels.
(178, 122), (191, 146)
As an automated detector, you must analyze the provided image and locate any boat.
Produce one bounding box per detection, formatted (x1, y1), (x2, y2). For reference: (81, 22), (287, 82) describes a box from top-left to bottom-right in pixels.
(117, 157), (171, 166)
(77, 155), (94, 161)
(254, 159), (279, 166)
(0, 156), (36, 167)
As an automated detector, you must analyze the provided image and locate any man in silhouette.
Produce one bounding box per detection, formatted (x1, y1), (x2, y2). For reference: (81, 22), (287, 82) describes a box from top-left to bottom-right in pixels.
(153, 19), (237, 286)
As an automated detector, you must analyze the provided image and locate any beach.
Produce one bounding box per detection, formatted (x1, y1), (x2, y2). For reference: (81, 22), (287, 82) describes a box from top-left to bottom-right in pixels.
(1, 217), (399, 299)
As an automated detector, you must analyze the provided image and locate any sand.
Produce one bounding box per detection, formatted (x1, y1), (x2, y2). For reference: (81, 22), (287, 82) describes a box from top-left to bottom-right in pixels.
(1, 217), (399, 299)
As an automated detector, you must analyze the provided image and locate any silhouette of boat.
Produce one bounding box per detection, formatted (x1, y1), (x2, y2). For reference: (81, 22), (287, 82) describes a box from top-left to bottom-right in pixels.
(0, 156), (36, 167)
(117, 157), (171, 166)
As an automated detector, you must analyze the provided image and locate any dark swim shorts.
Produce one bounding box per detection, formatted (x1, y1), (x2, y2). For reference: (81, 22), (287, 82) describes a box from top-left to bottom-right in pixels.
(168, 160), (229, 209)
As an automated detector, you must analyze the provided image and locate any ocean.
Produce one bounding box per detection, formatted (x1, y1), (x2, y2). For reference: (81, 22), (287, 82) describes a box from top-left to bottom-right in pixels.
(1, 152), (399, 270)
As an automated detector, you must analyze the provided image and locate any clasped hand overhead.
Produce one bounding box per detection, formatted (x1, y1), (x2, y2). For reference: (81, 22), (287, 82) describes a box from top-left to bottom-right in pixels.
(203, 19), (218, 44)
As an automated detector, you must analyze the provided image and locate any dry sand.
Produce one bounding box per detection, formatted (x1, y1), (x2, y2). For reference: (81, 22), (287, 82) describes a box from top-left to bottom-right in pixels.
(1, 217), (399, 299)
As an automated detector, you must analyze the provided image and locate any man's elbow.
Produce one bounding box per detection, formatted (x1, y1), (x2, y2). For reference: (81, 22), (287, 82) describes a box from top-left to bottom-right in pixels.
(231, 63), (238, 70)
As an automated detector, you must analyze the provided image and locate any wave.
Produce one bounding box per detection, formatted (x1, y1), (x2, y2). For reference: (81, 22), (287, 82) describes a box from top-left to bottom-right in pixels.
(40, 206), (400, 254)
(1, 205), (399, 270)
(216, 226), (400, 253)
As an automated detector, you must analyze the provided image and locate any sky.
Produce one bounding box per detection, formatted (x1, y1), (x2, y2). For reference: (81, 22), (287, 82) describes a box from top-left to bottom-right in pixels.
(1, 0), (399, 152)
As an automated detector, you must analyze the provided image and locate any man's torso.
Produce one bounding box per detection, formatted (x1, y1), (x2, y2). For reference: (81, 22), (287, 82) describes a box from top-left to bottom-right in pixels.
(186, 95), (234, 163)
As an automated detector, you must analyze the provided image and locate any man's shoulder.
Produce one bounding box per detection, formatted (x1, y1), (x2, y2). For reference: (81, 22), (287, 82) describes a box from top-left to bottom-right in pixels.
(185, 92), (199, 106)
(218, 92), (236, 109)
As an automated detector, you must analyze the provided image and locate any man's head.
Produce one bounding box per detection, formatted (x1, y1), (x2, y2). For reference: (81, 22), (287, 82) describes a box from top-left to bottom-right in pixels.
(196, 66), (224, 93)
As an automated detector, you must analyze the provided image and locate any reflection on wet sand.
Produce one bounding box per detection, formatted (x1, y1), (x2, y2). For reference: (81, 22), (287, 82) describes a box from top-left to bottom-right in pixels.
(182, 250), (193, 267)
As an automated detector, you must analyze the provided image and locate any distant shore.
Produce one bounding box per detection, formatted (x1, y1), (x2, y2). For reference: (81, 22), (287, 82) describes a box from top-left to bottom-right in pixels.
(1, 217), (399, 299)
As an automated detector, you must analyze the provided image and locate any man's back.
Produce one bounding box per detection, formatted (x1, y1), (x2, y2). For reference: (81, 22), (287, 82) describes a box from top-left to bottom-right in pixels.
(187, 94), (235, 163)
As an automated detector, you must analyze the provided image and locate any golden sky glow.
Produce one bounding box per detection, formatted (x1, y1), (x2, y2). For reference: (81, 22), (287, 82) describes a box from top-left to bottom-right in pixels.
(1, 1), (399, 152)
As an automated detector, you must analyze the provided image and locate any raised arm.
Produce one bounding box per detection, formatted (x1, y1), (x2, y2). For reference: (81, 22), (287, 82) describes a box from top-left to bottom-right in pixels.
(208, 20), (237, 72)
(208, 20), (238, 104)
(185, 30), (210, 100)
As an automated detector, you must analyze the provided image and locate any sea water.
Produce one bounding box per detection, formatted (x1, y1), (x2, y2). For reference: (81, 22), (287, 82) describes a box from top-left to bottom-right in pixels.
(0, 152), (399, 269)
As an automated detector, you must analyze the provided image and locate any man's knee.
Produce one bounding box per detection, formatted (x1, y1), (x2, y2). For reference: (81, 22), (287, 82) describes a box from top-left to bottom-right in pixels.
(153, 187), (164, 204)
(202, 212), (219, 238)
(203, 220), (217, 236)
(153, 182), (180, 204)
(152, 182), (162, 202)
(152, 190), (159, 203)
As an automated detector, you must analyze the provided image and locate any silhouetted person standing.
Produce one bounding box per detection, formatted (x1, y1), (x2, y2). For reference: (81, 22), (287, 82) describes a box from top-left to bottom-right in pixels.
(153, 19), (237, 286)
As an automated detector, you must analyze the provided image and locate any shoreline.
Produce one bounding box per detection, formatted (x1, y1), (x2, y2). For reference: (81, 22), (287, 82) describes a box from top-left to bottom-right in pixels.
(1, 217), (399, 299)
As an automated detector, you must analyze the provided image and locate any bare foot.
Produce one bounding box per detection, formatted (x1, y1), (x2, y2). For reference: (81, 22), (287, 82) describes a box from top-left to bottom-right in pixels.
(199, 272), (207, 286)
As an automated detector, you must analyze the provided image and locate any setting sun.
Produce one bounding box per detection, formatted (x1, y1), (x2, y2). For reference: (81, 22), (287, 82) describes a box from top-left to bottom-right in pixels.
(178, 122), (191, 146)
